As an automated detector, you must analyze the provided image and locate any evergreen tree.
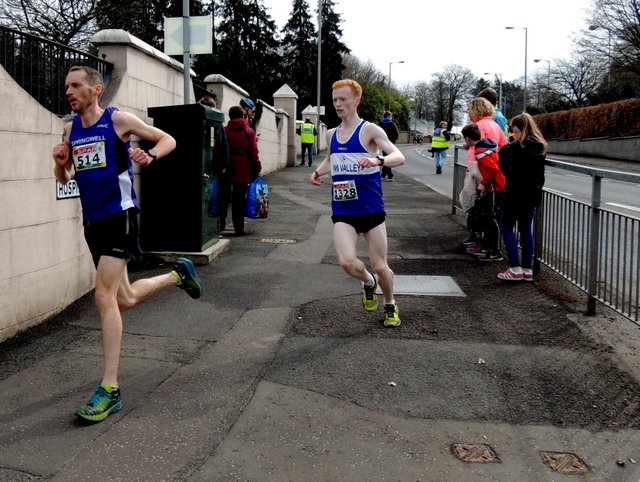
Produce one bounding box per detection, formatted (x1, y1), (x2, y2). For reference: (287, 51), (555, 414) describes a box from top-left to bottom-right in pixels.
(215, 0), (281, 106)
(96, 0), (207, 51)
(317, 0), (350, 127)
(280, 0), (317, 116)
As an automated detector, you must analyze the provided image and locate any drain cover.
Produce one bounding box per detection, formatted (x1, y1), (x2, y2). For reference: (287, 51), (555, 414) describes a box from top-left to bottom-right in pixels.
(540, 452), (589, 474)
(376, 275), (466, 297)
(260, 238), (297, 244)
(451, 443), (500, 463)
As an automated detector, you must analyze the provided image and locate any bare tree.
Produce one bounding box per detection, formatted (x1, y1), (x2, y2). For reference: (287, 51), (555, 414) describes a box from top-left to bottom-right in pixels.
(341, 54), (386, 87)
(1, 0), (96, 48)
(581, 0), (640, 77)
(428, 64), (476, 127)
(551, 54), (603, 107)
(407, 80), (431, 121)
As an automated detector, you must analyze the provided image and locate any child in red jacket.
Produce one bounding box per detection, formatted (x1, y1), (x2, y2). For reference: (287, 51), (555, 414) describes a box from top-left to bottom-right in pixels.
(461, 123), (506, 262)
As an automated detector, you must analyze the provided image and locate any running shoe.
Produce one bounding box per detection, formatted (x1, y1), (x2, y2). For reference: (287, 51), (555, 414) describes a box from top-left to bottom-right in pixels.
(172, 257), (204, 299)
(461, 236), (477, 246)
(466, 243), (483, 253)
(75, 383), (122, 422)
(384, 303), (401, 327)
(522, 270), (534, 282)
(362, 273), (378, 311)
(497, 268), (524, 281)
(478, 251), (504, 262)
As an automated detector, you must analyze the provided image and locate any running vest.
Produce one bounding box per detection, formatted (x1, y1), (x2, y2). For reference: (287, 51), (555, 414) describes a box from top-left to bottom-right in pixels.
(300, 122), (315, 144)
(69, 107), (137, 221)
(432, 127), (450, 149)
(330, 120), (384, 216)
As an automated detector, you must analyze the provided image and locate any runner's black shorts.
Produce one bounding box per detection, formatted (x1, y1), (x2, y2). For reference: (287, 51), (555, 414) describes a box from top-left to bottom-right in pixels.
(331, 212), (386, 234)
(83, 207), (142, 267)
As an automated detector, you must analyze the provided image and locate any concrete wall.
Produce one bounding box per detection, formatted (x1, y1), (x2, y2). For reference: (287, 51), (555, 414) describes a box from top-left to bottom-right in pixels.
(0, 29), (306, 343)
(547, 136), (640, 162)
(0, 65), (94, 341)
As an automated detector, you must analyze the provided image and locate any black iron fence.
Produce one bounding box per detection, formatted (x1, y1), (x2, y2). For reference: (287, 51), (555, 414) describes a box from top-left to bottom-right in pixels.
(0, 25), (113, 117)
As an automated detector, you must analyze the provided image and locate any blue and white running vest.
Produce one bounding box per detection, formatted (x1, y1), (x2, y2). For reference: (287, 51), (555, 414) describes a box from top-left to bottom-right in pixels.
(330, 120), (384, 216)
(69, 107), (138, 221)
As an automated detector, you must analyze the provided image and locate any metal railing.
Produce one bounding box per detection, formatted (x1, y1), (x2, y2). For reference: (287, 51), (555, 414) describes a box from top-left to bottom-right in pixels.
(452, 147), (640, 324)
(0, 25), (113, 117)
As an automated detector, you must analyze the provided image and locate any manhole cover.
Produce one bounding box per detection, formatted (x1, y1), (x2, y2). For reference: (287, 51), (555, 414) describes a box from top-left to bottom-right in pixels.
(376, 275), (466, 297)
(260, 238), (297, 244)
(451, 443), (500, 463)
(541, 452), (589, 474)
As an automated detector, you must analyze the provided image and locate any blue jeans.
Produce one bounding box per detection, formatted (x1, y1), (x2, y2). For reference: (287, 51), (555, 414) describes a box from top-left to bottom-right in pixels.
(500, 205), (536, 268)
(434, 149), (447, 168)
(301, 143), (313, 165)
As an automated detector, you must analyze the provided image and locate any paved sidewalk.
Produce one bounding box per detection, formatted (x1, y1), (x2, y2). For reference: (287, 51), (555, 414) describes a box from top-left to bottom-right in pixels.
(2, 166), (640, 481)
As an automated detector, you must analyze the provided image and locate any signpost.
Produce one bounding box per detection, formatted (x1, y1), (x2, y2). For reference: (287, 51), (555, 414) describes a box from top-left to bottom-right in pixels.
(163, 3), (212, 105)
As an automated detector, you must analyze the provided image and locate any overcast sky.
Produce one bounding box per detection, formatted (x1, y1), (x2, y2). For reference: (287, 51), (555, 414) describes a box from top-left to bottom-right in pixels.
(267, 0), (595, 87)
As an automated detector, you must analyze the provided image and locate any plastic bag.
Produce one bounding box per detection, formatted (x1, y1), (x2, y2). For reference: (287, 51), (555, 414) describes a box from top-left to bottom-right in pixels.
(245, 176), (268, 219)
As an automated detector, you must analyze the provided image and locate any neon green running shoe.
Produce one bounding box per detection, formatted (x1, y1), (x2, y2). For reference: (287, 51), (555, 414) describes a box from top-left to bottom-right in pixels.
(384, 303), (401, 327)
(75, 383), (122, 422)
(172, 257), (204, 299)
(362, 273), (378, 311)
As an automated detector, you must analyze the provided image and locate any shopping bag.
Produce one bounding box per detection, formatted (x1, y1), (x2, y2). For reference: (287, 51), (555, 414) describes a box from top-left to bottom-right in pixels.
(206, 176), (218, 217)
(245, 176), (269, 219)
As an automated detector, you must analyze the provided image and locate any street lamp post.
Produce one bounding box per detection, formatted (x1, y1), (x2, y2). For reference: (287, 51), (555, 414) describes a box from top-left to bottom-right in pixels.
(589, 25), (612, 84)
(533, 59), (550, 110)
(534, 58), (551, 91)
(316, 0), (323, 136)
(506, 26), (528, 112)
(388, 60), (404, 111)
(484, 72), (503, 114)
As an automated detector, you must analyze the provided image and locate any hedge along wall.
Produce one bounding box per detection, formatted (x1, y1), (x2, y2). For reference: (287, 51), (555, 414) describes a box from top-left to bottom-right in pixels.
(533, 98), (640, 139)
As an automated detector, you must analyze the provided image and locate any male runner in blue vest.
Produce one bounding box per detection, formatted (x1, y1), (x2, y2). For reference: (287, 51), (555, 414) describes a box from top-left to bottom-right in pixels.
(310, 79), (405, 326)
(53, 66), (204, 421)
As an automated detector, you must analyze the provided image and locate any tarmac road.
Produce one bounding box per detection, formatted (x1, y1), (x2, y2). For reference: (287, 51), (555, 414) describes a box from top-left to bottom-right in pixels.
(1, 160), (640, 481)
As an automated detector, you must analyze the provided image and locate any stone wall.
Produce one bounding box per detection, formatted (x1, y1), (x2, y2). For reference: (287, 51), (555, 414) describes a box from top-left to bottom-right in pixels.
(0, 29), (304, 342)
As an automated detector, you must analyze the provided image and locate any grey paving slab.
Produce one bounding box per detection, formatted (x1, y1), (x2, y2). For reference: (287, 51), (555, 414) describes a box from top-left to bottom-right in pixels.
(189, 380), (640, 481)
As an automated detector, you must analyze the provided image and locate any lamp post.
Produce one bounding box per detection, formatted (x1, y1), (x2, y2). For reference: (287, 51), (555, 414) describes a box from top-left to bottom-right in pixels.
(388, 60), (404, 111)
(484, 72), (503, 114)
(533, 58), (550, 83)
(316, 0), (323, 135)
(589, 25), (612, 83)
(506, 26), (528, 112)
(533, 59), (550, 110)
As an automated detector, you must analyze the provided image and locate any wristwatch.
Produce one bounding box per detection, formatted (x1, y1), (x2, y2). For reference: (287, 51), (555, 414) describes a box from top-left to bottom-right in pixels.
(376, 155), (385, 166)
(146, 149), (157, 162)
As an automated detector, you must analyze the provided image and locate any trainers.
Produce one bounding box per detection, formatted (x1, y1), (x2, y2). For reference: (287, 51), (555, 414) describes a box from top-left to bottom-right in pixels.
(466, 243), (483, 253)
(522, 270), (534, 282)
(362, 274), (378, 311)
(497, 268), (524, 281)
(172, 257), (204, 299)
(478, 251), (504, 262)
(75, 383), (122, 422)
(384, 303), (401, 327)
(461, 236), (477, 246)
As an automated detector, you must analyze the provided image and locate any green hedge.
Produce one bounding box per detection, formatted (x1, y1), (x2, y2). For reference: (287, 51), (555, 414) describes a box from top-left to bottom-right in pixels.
(532, 98), (640, 139)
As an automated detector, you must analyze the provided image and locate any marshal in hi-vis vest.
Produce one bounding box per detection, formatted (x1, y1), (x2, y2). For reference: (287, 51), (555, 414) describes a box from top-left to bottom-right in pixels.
(300, 122), (316, 144)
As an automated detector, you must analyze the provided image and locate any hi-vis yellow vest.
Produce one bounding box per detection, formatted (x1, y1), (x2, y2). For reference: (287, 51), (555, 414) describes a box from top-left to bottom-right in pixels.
(300, 123), (315, 144)
(432, 127), (450, 149)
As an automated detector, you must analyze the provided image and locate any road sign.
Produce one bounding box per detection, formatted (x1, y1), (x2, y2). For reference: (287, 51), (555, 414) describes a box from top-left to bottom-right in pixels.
(164, 16), (213, 55)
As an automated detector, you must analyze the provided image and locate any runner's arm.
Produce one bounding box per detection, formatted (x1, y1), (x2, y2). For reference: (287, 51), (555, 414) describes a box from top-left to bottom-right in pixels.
(52, 123), (74, 184)
(310, 129), (334, 186)
(360, 123), (405, 168)
(113, 111), (176, 166)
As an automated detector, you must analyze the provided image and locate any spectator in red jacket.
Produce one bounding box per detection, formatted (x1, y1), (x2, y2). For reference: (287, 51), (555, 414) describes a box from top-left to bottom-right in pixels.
(219, 105), (262, 236)
(461, 122), (506, 262)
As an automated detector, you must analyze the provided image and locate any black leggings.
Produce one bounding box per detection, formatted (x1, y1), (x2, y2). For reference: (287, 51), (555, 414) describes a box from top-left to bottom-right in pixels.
(218, 181), (248, 233)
